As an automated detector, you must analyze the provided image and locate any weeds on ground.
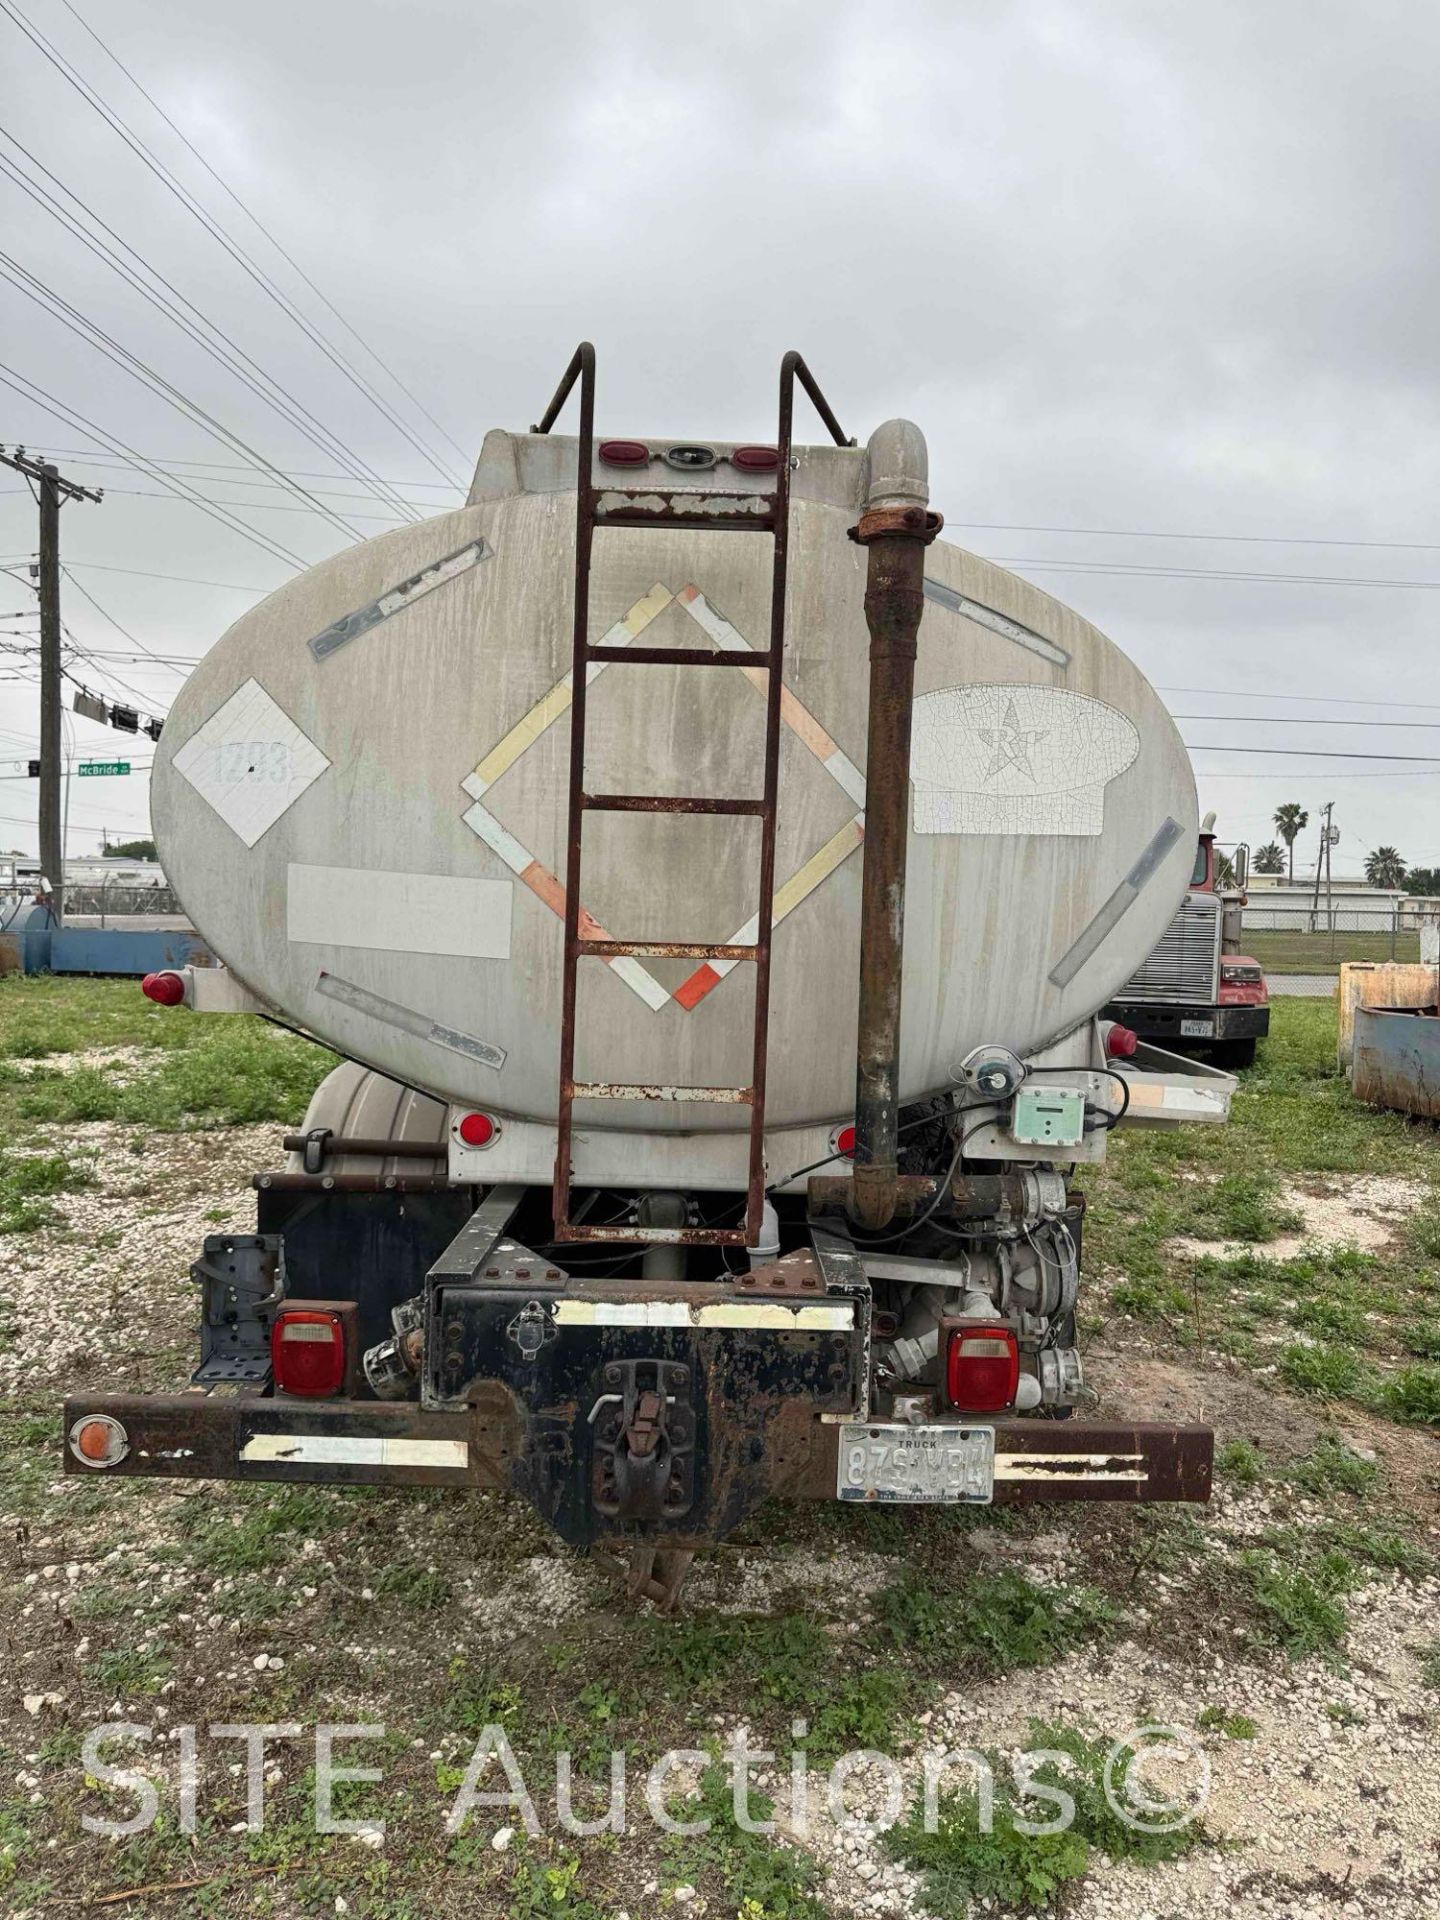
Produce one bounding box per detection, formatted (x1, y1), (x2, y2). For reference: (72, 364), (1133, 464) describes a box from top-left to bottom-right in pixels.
(0, 1144), (89, 1234)
(1241, 1549), (1354, 1657)
(649, 1613), (906, 1762)
(888, 1718), (1208, 1913)
(876, 1569), (1116, 1676)
(662, 1759), (824, 1919)
(1197, 1706), (1257, 1739)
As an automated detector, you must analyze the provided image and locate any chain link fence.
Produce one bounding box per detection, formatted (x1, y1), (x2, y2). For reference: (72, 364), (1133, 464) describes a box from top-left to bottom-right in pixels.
(1240, 903), (1425, 973)
(64, 881), (181, 921)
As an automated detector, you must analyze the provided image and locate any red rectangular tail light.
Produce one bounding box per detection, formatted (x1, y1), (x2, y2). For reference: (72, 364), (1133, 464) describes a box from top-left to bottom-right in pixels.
(271, 1309), (347, 1397)
(945, 1324), (1019, 1413)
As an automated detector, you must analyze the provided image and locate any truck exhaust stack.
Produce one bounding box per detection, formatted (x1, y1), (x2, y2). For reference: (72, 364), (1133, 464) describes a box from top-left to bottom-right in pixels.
(849, 420), (942, 1229)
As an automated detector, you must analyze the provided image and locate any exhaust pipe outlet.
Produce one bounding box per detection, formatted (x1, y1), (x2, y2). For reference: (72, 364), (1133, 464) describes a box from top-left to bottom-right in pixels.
(848, 421), (942, 1229)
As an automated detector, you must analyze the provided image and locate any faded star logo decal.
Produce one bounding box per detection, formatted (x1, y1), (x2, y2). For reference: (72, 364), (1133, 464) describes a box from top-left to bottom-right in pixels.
(979, 698), (1048, 781)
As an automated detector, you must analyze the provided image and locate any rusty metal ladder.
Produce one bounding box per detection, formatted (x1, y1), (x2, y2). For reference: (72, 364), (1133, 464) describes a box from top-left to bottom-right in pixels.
(532, 344), (850, 1248)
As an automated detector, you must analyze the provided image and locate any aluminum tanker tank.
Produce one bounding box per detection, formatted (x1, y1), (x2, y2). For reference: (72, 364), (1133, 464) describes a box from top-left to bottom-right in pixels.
(150, 425), (1197, 1147)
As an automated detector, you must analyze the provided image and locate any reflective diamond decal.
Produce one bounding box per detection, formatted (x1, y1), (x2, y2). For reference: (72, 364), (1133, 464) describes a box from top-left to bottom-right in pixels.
(172, 678), (331, 848)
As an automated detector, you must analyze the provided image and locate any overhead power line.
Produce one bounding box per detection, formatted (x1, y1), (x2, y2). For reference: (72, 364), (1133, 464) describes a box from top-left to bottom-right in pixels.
(0, 0), (463, 491)
(995, 556), (1440, 590)
(6, 445), (462, 491)
(1159, 685), (1440, 712)
(0, 365), (303, 568)
(950, 518), (1440, 555)
(2, 482), (408, 523)
(57, 0), (471, 474)
(1183, 745), (1440, 762)
(0, 129), (420, 525)
(1174, 714), (1440, 729)
(56, 558), (271, 591)
(0, 251), (366, 544)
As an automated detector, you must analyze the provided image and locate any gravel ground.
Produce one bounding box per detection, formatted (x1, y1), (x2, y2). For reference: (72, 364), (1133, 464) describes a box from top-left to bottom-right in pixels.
(3, 1075), (1440, 1918)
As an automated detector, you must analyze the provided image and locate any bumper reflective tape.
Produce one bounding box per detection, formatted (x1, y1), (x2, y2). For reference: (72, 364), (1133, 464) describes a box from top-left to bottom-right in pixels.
(551, 1300), (855, 1331)
(239, 1434), (470, 1468)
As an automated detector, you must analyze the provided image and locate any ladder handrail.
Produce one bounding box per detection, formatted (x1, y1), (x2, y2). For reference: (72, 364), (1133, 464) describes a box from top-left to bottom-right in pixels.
(542, 346), (846, 1248)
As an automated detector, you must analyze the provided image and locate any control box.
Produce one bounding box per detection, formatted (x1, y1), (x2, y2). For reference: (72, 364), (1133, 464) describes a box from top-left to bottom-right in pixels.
(1010, 1086), (1087, 1148)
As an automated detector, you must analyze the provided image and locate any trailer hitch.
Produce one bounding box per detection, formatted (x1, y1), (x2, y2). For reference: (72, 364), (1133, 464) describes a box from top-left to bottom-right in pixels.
(591, 1360), (695, 1522)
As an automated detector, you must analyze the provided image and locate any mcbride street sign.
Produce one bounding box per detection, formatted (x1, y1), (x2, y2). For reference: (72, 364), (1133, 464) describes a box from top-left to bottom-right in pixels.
(77, 761), (131, 777)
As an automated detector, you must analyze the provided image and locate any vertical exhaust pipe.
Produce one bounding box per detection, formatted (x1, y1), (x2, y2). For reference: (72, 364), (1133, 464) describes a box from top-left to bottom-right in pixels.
(849, 422), (942, 1229)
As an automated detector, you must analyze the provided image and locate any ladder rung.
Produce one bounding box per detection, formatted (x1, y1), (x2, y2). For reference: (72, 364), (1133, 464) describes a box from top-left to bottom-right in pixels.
(585, 645), (773, 669)
(579, 939), (759, 960)
(569, 1082), (754, 1104)
(582, 793), (766, 816)
(555, 1223), (751, 1247)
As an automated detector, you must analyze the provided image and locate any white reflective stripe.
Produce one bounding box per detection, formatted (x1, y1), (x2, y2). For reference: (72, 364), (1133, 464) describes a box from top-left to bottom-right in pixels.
(239, 1434), (469, 1468)
(551, 1300), (854, 1331)
(993, 1452), (1147, 1482)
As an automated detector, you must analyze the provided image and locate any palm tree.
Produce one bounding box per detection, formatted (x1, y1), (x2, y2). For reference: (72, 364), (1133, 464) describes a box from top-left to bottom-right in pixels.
(1273, 803), (1309, 881)
(1364, 846), (1407, 889)
(1253, 842), (1285, 875)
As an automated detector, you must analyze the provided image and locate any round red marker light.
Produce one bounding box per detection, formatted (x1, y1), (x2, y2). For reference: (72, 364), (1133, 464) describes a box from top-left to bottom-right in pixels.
(831, 1124), (857, 1159)
(141, 971), (185, 1006)
(1105, 1023), (1139, 1059)
(457, 1111), (497, 1148)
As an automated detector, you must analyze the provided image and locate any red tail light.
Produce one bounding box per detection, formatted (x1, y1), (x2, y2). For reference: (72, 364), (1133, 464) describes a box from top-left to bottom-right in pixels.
(272, 1310), (347, 1397)
(457, 1110), (497, 1148)
(945, 1325), (1019, 1413)
(1104, 1022), (1138, 1059)
(598, 440), (649, 466)
(731, 445), (779, 472)
(830, 1123), (857, 1159)
(141, 971), (185, 1006)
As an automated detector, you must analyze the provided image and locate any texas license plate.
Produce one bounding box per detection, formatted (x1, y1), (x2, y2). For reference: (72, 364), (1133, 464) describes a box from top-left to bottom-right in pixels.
(1180, 1018), (1214, 1037)
(836, 1422), (994, 1504)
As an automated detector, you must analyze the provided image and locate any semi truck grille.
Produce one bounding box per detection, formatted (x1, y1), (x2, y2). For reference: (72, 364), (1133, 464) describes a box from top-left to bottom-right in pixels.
(1116, 897), (1220, 1005)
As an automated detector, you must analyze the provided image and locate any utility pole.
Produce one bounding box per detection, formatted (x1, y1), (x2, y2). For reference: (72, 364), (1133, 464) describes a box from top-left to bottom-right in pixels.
(0, 447), (102, 922)
(1309, 802), (1332, 932)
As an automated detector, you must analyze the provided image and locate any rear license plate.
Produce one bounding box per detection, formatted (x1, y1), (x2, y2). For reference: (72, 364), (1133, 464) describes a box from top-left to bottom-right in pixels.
(1180, 1018), (1214, 1037)
(836, 1422), (994, 1504)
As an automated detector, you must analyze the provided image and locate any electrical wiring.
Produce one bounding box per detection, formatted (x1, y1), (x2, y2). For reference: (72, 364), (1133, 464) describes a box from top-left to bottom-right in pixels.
(0, 256), (366, 544)
(60, 565), (188, 682)
(0, 0), (458, 496)
(56, 0), (470, 476)
(992, 555), (1440, 590)
(0, 364), (304, 569)
(0, 133), (420, 524)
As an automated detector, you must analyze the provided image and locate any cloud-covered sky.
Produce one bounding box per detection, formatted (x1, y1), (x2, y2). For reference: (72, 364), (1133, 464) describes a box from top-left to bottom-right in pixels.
(3, 0), (1438, 874)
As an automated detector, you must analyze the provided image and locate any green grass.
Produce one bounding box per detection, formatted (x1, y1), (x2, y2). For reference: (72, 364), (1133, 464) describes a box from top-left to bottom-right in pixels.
(0, 1144), (89, 1234)
(1197, 1706), (1257, 1739)
(1242, 1550), (1354, 1656)
(887, 1718), (1208, 1913)
(1245, 929), (1419, 972)
(1084, 998), (1440, 1426)
(0, 977), (337, 1138)
(647, 1612), (907, 1762)
(876, 1569), (1116, 1675)
(662, 1760), (824, 1919)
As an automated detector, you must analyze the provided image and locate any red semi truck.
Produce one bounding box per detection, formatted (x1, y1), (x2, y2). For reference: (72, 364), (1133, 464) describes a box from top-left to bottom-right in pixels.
(1104, 816), (1270, 1070)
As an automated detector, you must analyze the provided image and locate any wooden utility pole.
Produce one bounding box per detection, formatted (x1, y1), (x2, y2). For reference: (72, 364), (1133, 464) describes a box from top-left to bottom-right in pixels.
(0, 447), (102, 922)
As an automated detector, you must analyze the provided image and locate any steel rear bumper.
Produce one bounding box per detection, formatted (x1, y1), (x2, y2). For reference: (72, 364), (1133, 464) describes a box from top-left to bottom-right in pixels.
(63, 1390), (1213, 1514)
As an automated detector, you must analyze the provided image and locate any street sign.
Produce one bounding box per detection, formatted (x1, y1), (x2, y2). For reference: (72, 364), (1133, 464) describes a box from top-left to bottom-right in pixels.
(77, 761), (131, 777)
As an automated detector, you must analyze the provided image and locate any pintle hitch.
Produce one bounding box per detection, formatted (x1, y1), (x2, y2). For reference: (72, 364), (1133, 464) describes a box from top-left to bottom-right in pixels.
(591, 1360), (695, 1523)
